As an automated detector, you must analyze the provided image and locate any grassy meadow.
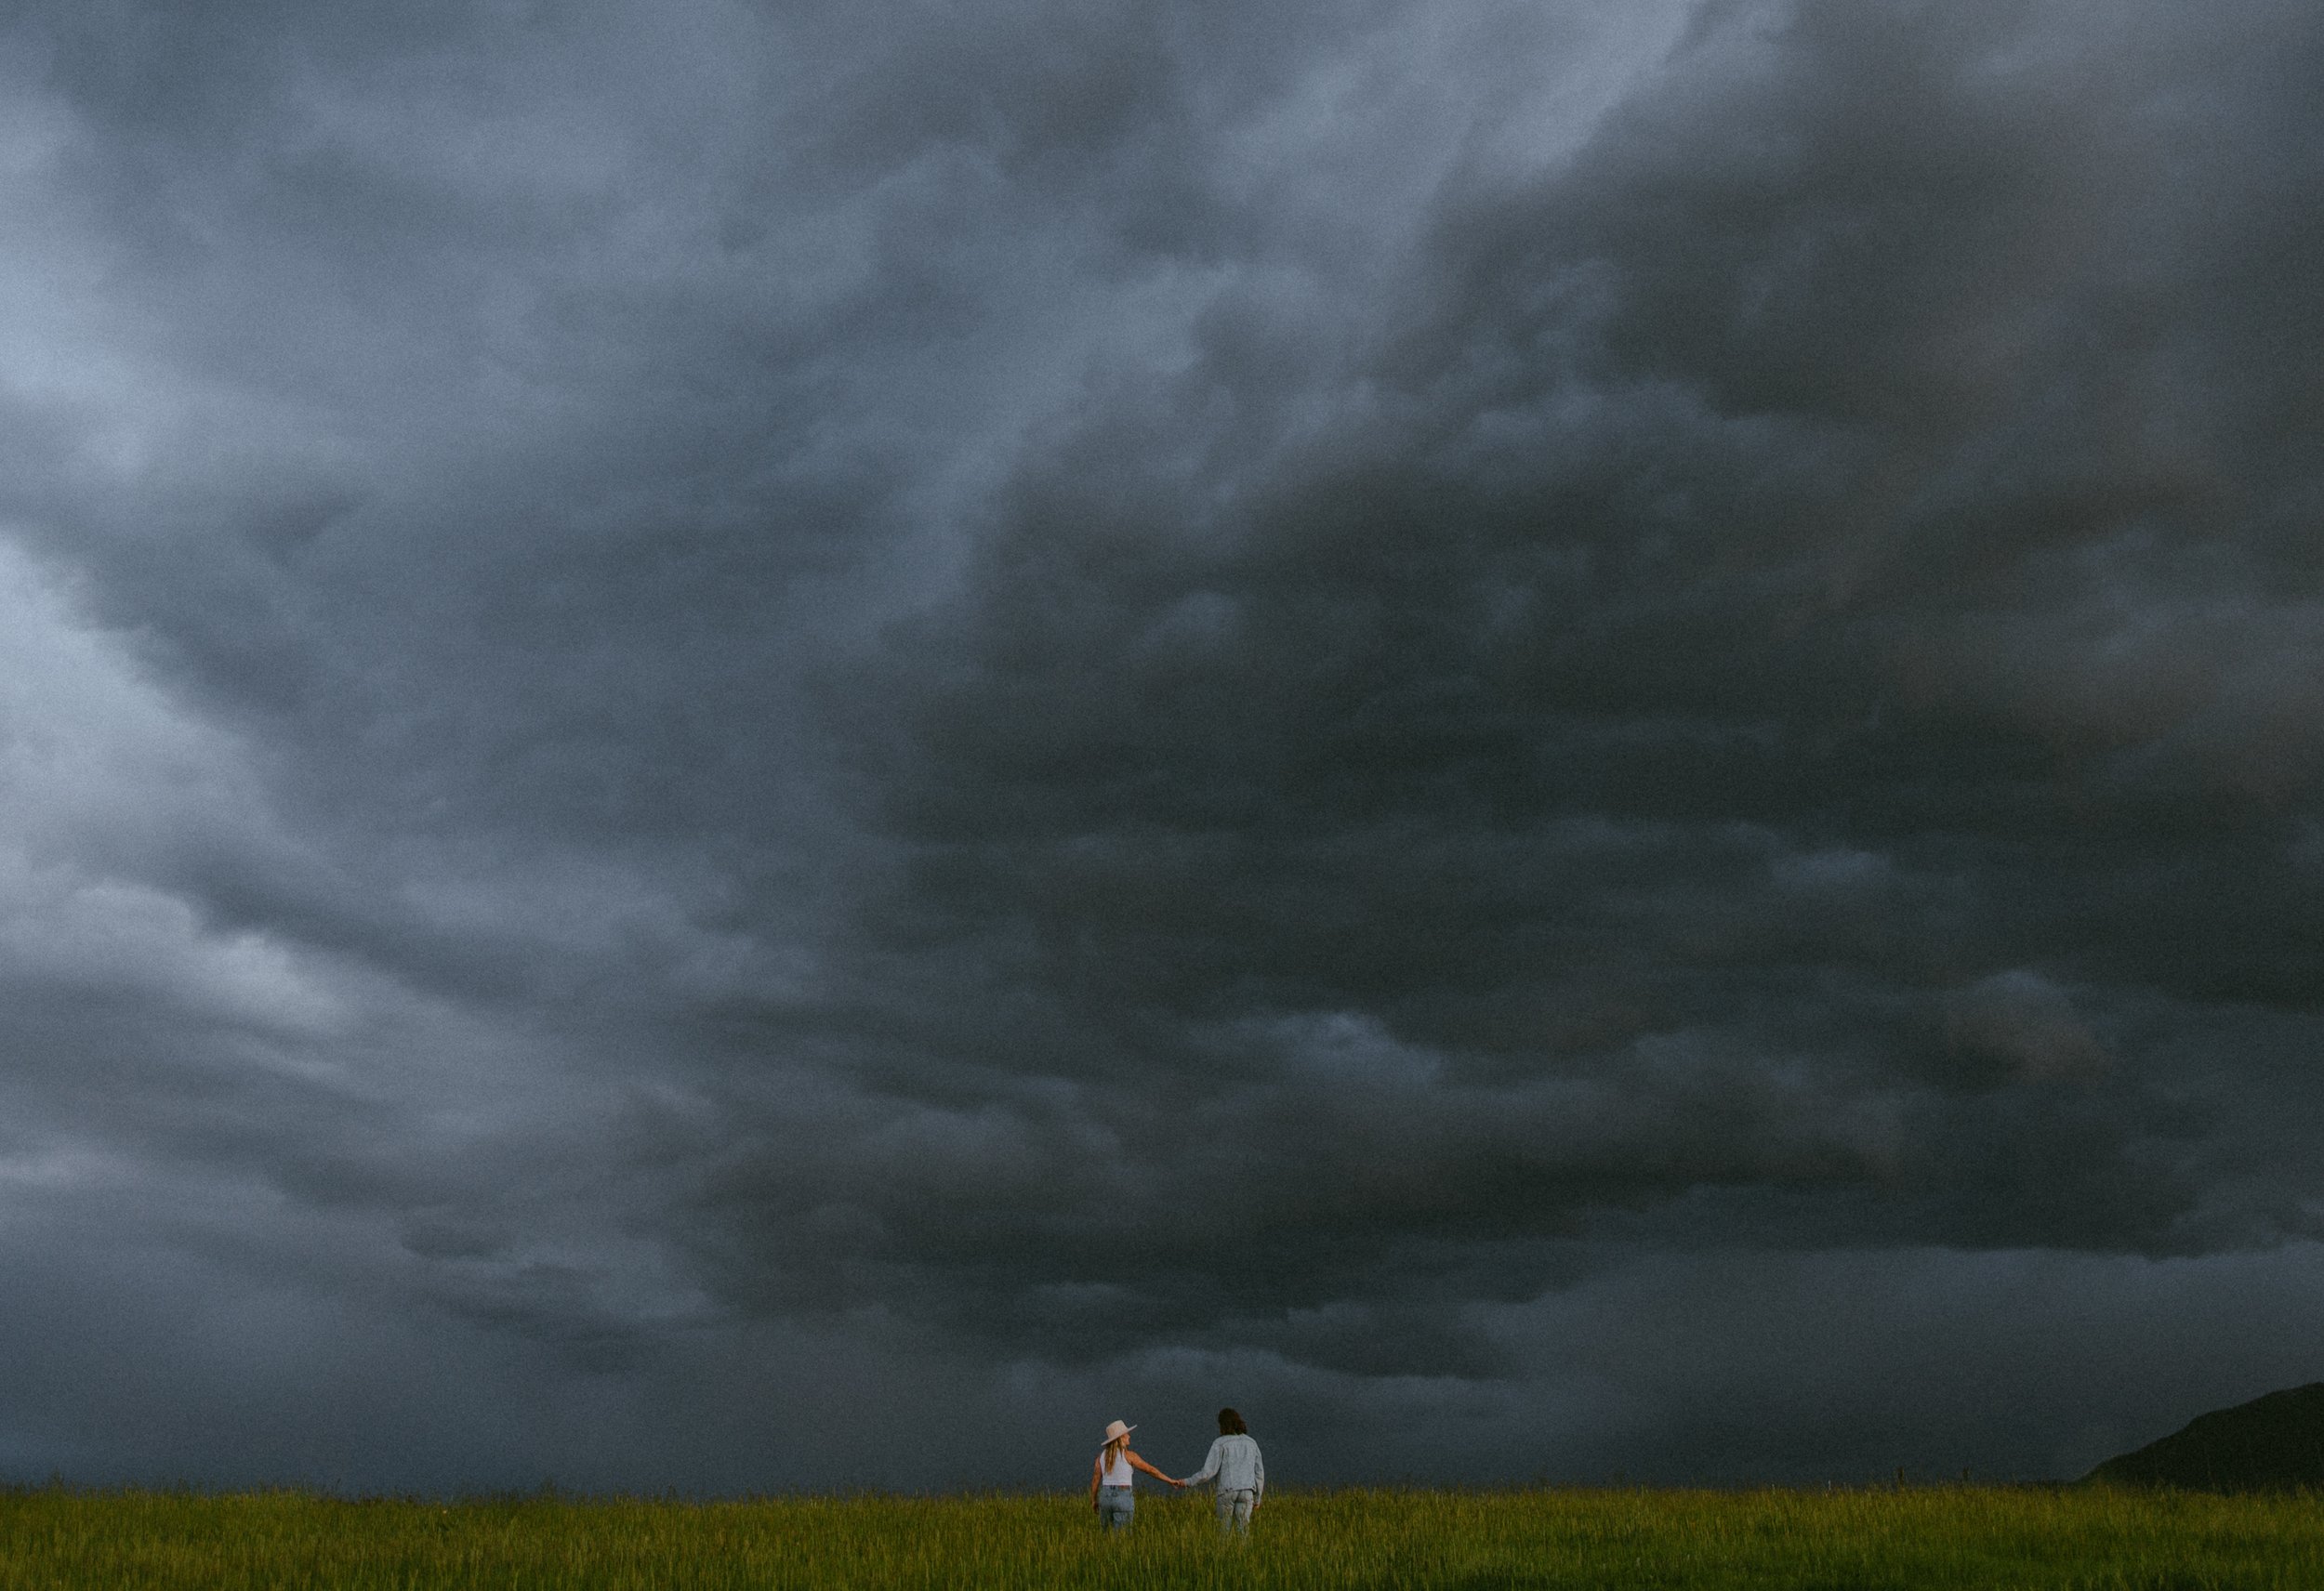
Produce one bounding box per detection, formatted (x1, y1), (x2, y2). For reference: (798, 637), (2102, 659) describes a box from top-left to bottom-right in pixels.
(3, 1482), (2319, 1590)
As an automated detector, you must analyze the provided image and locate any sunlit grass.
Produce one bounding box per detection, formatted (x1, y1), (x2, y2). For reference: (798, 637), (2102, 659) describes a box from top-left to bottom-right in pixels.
(3, 1482), (2317, 1588)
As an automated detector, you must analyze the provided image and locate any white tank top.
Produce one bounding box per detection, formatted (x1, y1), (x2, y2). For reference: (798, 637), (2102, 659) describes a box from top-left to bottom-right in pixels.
(1101, 1447), (1134, 1486)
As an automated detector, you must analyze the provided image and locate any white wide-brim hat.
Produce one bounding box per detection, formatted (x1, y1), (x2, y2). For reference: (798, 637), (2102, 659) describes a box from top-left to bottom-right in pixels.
(1103, 1419), (1136, 1443)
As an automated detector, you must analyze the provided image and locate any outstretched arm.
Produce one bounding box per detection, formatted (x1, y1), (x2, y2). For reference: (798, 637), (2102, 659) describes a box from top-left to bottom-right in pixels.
(1127, 1450), (1182, 1487)
(1184, 1438), (1224, 1489)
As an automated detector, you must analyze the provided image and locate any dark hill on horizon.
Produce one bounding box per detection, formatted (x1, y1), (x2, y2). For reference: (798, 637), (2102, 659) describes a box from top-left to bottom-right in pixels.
(2085, 1383), (2324, 1492)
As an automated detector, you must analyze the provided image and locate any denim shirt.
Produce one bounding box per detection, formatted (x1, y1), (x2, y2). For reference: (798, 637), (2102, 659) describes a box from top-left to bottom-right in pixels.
(1186, 1433), (1264, 1497)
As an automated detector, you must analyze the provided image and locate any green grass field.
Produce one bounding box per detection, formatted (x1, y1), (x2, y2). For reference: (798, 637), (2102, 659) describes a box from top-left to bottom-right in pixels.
(3, 1484), (2317, 1589)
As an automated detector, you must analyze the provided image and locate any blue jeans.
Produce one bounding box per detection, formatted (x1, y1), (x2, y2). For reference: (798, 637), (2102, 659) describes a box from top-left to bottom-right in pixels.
(1097, 1485), (1133, 1531)
(1216, 1488), (1255, 1532)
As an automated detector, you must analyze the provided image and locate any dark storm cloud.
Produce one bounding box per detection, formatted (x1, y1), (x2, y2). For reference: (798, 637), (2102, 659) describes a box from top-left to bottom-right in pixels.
(4, 0), (2322, 1492)
(733, 0), (2324, 1356)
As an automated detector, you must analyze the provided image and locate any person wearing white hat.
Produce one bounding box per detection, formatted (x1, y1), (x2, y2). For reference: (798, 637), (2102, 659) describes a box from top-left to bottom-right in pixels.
(1089, 1418), (1182, 1530)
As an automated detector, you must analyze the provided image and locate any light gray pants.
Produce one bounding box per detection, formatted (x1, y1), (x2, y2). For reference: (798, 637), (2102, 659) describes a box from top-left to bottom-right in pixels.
(1097, 1484), (1134, 1531)
(1216, 1487), (1256, 1532)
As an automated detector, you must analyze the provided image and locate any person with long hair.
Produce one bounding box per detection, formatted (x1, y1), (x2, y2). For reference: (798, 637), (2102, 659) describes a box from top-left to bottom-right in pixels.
(1182, 1407), (1265, 1532)
(1089, 1418), (1182, 1530)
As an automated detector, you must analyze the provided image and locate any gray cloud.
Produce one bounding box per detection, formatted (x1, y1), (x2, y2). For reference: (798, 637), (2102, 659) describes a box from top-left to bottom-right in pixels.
(3, 0), (2322, 1492)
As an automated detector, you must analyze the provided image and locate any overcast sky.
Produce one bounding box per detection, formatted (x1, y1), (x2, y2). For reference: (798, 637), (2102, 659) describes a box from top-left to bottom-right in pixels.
(4, 0), (2323, 1495)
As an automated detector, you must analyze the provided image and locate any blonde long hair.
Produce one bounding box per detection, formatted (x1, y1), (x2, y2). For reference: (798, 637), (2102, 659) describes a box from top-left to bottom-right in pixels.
(1101, 1433), (1132, 1474)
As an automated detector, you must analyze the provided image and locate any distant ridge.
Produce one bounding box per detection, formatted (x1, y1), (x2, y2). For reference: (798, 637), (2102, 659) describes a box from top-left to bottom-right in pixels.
(2085, 1383), (2324, 1492)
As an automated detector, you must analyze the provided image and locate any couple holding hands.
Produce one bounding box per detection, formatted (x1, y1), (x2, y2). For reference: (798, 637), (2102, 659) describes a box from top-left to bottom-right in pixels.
(1090, 1407), (1265, 1532)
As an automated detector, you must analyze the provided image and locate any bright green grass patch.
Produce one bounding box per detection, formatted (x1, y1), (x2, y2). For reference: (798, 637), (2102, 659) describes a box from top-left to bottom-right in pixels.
(3, 1484), (2318, 1590)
